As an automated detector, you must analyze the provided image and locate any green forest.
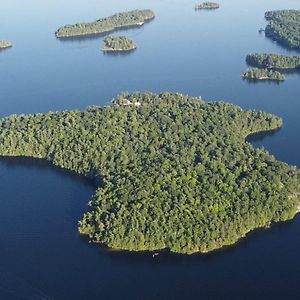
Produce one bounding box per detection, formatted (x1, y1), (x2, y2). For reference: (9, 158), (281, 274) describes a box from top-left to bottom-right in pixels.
(0, 92), (299, 254)
(55, 9), (155, 38)
(102, 36), (137, 52)
(242, 68), (285, 81)
(265, 10), (300, 49)
(246, 53), (300, 70)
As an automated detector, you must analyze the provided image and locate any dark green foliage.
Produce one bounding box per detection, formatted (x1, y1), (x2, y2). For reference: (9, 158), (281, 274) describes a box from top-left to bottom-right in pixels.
(242, 68), (285, 81)
(55, 9), (155, 38)
(102, 36), (137, 52)
(0, 92), (299, 254)
(246, 53), (300, 70)
(265, 10), (300, 49)
(195, 2), (219, 10)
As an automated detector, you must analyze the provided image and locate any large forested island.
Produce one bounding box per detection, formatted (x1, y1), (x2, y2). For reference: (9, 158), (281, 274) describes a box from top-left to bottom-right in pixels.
(0, 40), (12, 49)
(242, 68), (285, 81)
(195, 2), (219, 10)
(55, 9), (155, 38)
(101, 36), (137, 52)
(265, 10), (300, 50)
(246, 53), (300, 70)
(0, 92), (299, 254)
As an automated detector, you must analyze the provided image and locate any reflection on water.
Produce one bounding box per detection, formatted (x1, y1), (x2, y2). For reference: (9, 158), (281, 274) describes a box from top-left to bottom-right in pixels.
(102, 48), (137, 56)
(0, 48), (12, 53)
(0, 156), (95, 187)
(282, 68), (300, 76)
(262, 35), (300, 55)
(242, 78), (283, 85)
(246, 128), (282, 143)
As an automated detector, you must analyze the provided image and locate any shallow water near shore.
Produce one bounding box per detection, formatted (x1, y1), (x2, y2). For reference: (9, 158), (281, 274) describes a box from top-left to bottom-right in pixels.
(0, 0), (300, 299)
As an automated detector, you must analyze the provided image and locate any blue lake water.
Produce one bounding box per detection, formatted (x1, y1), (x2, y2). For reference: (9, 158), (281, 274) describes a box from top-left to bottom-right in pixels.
(0, 0), (300, 299)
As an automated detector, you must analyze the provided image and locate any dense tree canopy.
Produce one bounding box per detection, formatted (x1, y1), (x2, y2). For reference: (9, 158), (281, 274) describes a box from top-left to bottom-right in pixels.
(242, 68), (285, 81)
(246, 53), (300, 70)
(55, 9), (155, 38)
(0, 92), (298, 254)
(101, 36), (137, 52)
(265, 10), (300, 49)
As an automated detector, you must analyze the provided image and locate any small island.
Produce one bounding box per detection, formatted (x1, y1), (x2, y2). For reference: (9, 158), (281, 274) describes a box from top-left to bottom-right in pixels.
(55, 9), (155, 38)
(265, 10), (300, 50)
(0, 92), (299, 255)
(195, 2), (220, 10)
(101, 36), (137, 52)
(246, 53), (300, 70)
(242, 68), (285, 81)
(0, 40), (12, 49)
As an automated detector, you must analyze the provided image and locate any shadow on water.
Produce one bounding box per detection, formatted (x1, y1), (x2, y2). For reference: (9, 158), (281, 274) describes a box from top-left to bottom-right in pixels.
(263, 36), (300, 55)
(246, 127), (282, 143)
(194, 9), (220, 14)
(0, 156), (96, 188)
(282, 68), (300, 76)
(0, 156), (97, 223)
(102, 48), (137, 57)
(0, 48), (12, 53)
(242, 78), (283, 85)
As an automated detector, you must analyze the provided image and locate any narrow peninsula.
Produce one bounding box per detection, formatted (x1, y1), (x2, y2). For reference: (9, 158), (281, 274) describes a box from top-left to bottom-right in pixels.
(101, 36), (137, 52)
(0, 40), (12, 49)
(0, 92), (298, 254)
(242, 68), (285, 81)
(265, 10), (300, 50)
(195, 2), (220, 10)
(55, 9), (155, 38)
